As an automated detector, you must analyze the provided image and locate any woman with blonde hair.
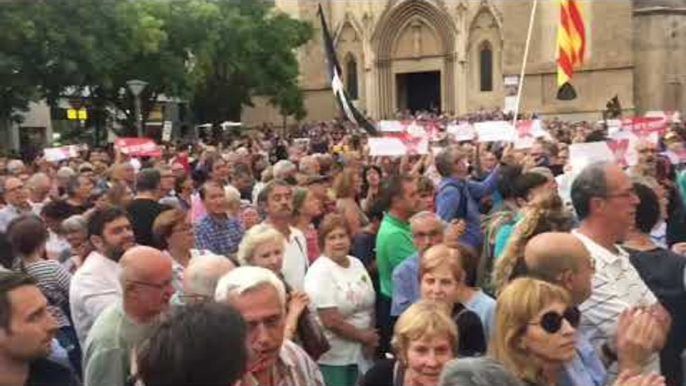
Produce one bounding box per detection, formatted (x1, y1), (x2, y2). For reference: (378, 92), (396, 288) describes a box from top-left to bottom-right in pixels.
(490, 278), (577, 386)
(360, 300), (458, 386)
(419, 244), (486, 357)
(333, 167), (368, 236)
(491, 194), (574, 295)
(490, 278), (665, 386)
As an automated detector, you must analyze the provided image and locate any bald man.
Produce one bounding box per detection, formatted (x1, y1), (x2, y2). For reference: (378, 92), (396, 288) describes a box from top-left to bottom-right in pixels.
(83, 246), (173, 386)
(179, 254), (235, 304)
(524, 232), (594, 306)
(524, 233), (657, 386)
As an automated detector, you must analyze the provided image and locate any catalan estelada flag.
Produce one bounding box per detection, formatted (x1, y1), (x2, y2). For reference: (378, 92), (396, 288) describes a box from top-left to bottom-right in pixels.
(318, 4), (377, 134)
(557, 0), (586, 100)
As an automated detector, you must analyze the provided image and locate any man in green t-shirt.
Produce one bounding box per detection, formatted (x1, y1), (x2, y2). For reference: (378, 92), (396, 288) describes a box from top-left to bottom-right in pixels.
(375, 174), (420, 355)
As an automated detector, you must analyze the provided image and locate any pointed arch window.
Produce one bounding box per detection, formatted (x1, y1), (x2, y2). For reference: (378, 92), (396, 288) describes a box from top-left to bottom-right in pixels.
(346, 55), (359, 100)
(479, 42), (493, 92)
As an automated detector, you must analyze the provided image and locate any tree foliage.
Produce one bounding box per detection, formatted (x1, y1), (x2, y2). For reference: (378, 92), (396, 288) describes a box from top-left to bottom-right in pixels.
(0, 0), (312, 139)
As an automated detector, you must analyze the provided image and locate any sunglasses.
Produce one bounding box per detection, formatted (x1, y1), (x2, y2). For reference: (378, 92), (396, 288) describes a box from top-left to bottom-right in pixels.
(529, 307), (580, 334)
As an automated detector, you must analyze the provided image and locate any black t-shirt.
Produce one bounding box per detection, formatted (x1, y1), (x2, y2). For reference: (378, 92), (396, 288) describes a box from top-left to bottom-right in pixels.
(126, 199), (170, 247)
(64, 202), (90, 216)
(627, 246), (686, 386)
(25, 358), (80, 386)
(452, 303), (487, 357)
(360, 358), (400, 386)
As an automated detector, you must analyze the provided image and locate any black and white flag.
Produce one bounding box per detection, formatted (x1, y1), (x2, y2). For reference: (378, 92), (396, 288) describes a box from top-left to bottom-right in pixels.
(318, 4), (377, 135)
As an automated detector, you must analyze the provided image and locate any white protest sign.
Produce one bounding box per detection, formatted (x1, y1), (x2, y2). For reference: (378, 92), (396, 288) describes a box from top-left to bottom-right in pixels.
(514, 120), (549, 149)
(162, 121), (173, 142)
(474, 121), (517, 143)
(378, 120), (405, 132)
(368, 138), (407, 156)
(44, 145), (79, 162)
(569, 142), (615, 173)
(447, 122), (475, 141)
(368, 137), (429, 156)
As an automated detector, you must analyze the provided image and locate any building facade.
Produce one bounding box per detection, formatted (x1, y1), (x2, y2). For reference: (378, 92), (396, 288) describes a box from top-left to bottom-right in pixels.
(241, 0), (686, 125)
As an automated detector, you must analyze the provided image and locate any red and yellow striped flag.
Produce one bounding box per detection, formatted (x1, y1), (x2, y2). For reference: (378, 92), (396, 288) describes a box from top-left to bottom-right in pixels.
(557, 0), (586, 100)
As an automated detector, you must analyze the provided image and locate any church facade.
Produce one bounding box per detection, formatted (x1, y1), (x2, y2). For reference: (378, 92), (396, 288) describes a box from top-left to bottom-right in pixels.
(241, 0), (686, 125)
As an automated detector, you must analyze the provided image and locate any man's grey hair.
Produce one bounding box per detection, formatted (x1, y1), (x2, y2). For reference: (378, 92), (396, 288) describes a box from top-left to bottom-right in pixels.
(214, 266), (286, 308)
(570, 161), (611, 221)
(435, 145), (463, 178)
(438, 357), (524, 386)
(25, 173), (50, 191)
(56, 166), (76, 180)
(7, 160), (25, 175)
(272, 160), (296, 179)
(61, 215), (87, 234)
(65, 175), (84, 197)
(183, 254), (235, 298)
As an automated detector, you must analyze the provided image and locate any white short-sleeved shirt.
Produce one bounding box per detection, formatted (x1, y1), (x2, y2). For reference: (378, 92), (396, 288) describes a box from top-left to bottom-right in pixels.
(282, 227), (309, 291)
(573, 230), (660, 376)
(304, 255), (375, 366)
(70, 251), (122, 345)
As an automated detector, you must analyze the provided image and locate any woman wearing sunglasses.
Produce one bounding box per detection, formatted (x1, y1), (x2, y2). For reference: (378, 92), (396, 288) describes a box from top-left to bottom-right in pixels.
(490, 277), (579, 386)
(490, 278), (665, 386)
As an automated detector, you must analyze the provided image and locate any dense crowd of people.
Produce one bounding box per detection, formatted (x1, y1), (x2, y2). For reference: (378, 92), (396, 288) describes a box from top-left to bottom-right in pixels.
(1, 108), (686, 386)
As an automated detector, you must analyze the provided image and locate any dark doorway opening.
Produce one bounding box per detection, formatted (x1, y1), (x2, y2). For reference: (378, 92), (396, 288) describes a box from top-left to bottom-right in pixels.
(396, 71), (441, 113)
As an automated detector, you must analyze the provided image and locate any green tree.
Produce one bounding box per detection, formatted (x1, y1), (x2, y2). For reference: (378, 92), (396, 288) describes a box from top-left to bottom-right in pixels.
(0, 0), (311, 144)
(190, 1), (312, 137)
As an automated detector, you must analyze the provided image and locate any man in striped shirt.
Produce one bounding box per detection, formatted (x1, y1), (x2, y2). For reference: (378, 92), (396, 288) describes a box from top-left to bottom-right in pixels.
(571, 162), (670, 379)
(215, 266), (324, 386)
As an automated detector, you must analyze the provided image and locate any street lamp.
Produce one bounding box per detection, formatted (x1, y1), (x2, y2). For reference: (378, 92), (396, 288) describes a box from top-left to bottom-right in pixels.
(126, 79), (148, 137)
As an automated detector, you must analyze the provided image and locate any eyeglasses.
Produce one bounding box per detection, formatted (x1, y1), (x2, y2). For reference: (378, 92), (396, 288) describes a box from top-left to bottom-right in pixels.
(127, 280), (172, 291)
(529, 307), (579, 334)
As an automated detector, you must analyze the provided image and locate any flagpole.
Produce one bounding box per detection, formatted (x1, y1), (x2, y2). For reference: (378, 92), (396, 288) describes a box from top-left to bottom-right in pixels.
(512, 0), (539, 126)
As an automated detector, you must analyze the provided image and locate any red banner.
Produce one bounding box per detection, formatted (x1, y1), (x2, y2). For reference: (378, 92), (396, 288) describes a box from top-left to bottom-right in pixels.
(619, 117), (668, 137)
(114, 138), (162, 157)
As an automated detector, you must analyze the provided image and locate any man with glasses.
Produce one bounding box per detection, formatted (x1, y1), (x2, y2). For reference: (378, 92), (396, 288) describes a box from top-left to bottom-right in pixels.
(570, 162), (669, 379)
(391, 211), (452, 317)
(0, 177), (31, 232)
(524, 232), (657, 386)
(215, 266), (324, 386)
(83, 246), (173, 386)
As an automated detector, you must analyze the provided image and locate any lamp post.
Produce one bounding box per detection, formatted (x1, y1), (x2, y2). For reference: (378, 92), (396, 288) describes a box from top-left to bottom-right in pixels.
(126, 79), (148, 137)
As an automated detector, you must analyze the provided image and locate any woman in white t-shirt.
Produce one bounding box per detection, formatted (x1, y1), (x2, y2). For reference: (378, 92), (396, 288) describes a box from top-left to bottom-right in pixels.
(304, 214), (376, 386)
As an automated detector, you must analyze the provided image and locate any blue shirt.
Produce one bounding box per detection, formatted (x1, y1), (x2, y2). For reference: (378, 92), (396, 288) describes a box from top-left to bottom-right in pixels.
(463, 289), (496, 341)
(390, 253), (420, 317)
(559, 332), (607, 386)
(435, 168), (500, 248)
(194, 214), (244, 257)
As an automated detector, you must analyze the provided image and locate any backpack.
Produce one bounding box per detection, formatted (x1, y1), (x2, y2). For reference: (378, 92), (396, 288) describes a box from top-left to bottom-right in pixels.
(437, 180), (469, 221)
